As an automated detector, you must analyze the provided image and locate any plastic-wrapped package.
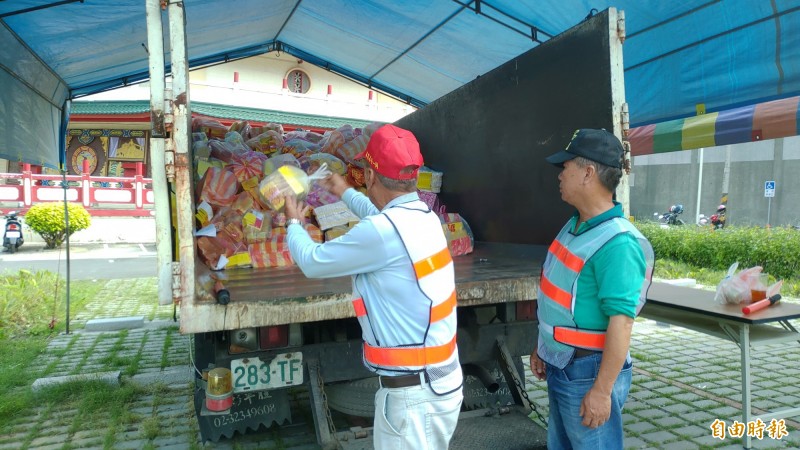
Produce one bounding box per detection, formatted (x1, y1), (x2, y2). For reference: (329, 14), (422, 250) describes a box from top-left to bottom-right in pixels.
(272, 213), (287, 228)
(258, 163), (332, 211)
(284, 130), (325, 143)
(346, 164), (365, 187)
(306, 181), (340, 208)
(254, 122), (284, 136)
(246, 130), (284, 155)
(229, 191), (255, 215)
(243, 209), (272, 244)
(263, 153), (301, 176)
(228, 121), (252, 140)
(192, 117), (228, 140)
(282, 139), (320, 157)
(308, 153), (346, 175)
(209, 139), (250, 163)
(337, 124), (355, 142)
(417, 166), (443, 193)
(363, 122), (384, 137)
(320, 130), (344, 156)
(441, 213), (474, 256)
(198, 166), (239, 207)
(225, 131), (245, 146)
(338, 133), (369, 164)
(228, 151), (266, 183)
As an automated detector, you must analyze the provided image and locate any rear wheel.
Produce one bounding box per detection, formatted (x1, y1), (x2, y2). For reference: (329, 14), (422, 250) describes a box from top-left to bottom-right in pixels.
(8, 244), (15, 254)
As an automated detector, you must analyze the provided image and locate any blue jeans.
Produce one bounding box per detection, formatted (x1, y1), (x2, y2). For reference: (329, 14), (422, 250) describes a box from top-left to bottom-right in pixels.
(545, 353), (632, 450)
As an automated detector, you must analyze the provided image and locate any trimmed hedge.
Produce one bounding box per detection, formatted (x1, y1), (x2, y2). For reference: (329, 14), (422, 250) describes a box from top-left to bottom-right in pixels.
(635, 223), (800, 281)
(24, 202), (91, 249)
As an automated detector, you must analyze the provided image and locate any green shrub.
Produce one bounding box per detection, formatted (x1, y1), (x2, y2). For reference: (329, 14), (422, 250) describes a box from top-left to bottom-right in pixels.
(635, 223), (800, 281)
(24, 202), (91, 249)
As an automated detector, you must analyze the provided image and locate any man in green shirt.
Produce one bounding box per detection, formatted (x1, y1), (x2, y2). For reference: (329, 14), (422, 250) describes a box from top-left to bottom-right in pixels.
(530, 129), (653, 450)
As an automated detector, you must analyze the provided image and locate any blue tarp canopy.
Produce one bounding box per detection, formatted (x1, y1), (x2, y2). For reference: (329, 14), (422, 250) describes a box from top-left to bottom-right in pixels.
(1, 0), (799, 167)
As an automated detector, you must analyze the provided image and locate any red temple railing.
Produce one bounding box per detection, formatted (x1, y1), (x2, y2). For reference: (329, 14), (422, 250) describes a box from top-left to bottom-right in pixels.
(0, 162), (154, 217)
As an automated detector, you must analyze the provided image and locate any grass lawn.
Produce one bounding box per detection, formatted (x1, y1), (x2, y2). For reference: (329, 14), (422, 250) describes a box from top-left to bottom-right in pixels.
(0, 271), (183, 445)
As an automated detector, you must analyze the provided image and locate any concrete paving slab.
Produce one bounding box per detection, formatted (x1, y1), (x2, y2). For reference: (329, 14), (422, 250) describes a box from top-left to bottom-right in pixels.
(85, 316), (144, 331)
(31, 370), (120, 392)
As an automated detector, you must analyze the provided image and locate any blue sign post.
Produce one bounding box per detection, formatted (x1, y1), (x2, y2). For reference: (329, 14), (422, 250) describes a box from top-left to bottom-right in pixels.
(765, 181), (776, 226)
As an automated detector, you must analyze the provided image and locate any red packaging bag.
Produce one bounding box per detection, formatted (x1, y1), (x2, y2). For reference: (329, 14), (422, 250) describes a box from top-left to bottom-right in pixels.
(441, 213), (474, 256)
(248, 242), (294, 268)
(228, 151), (266, 183)
(199, 166), (239, 207)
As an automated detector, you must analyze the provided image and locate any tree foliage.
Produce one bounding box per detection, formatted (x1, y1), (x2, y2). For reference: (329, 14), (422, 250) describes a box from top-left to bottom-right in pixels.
(24, 202), (91, 249)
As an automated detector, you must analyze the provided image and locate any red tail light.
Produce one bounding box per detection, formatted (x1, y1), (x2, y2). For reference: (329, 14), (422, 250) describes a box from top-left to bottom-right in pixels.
(7, 224), (19, 231)
(516, 300), (537, 321)
(259, 325), (289, 349)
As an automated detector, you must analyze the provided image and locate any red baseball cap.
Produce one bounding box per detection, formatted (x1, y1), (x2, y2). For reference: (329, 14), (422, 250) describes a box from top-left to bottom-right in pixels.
(355, 124), (423, 180)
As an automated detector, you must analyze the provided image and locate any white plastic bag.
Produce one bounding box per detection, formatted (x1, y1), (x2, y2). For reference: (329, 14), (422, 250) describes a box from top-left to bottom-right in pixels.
(714, 262), (781, 305)
(257, 163), (331, 211)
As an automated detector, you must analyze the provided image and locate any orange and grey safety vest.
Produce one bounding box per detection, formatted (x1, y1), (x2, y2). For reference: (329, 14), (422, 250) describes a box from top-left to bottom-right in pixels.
(351, 202), (459, 376)
(537, 216), (654, 369)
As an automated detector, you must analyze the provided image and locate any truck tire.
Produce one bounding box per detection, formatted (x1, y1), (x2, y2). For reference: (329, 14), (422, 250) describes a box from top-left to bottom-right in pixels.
(324, 377), (379, 418)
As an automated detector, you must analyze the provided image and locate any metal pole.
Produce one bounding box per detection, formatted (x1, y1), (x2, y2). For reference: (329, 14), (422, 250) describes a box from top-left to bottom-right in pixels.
(767, 197), (771, 227)
(61, 171), (71, 334)
(695, 147), (703, 224)
(146, 0), (173, 305)
(60, 99), (72, 334)
(168, 0), (196, 307)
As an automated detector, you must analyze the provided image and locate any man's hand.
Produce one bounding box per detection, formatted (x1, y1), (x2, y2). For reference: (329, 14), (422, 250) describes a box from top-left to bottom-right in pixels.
(319, 173), (350, 198)
(284, 195), (310, 222)
(580, 386), (611, 428)
(529, 351), (546, 380)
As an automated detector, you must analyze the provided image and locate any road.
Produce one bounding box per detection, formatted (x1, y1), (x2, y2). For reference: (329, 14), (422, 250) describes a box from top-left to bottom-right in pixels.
(0, 243), (156, 280)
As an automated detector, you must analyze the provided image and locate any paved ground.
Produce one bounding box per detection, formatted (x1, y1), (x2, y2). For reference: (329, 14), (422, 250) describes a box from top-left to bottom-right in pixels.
(2, 271), (799, 449)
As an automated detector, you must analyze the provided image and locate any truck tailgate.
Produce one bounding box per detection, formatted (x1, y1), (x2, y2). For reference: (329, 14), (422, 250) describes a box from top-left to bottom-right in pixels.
(181, 242), (545, 333)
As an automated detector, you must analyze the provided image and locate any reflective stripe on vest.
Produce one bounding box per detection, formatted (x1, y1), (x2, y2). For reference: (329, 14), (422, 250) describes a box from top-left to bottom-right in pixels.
(355, 202), (458, 372)
(352, 291), (456, 324)
(537, 216), (654, 369)
(548, 239), (585, 273)
(363, 334), (457, 367)
(539, 274), (572, 310)
(540, 322), (606, 351)
(414, 247), (452, 279)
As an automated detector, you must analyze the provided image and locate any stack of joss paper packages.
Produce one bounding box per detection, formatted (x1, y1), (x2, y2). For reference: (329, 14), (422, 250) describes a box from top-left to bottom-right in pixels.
(191, 117), (473, 271)
(192, 117), (384, 271)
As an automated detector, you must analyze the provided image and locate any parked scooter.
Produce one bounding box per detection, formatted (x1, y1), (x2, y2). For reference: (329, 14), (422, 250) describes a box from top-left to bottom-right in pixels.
(709, 204), (726, 230)
(3, 211), (25, 253)
(653, 204), (685, 226)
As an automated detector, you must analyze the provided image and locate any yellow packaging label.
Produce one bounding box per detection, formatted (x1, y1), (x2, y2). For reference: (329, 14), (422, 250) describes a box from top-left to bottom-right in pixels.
(226, 252), (252, 268)
(196, 209), (209, 226)
(417, 172), (432, 190)
(445, 222), (463, 233)
(278, 166), (306, 195)
(243, 212), (256, 227)
(242, 176), (259, 192)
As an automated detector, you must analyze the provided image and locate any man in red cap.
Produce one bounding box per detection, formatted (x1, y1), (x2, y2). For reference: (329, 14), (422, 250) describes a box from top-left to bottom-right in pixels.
(285, 124), (463, 448)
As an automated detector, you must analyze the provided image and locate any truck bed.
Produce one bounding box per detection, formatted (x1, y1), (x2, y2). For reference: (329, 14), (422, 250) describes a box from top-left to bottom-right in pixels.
(180, 242), (546, 333)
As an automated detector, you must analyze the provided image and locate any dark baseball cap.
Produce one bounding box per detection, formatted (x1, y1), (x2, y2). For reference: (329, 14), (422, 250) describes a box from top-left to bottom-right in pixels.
(545, 129), (623, 169)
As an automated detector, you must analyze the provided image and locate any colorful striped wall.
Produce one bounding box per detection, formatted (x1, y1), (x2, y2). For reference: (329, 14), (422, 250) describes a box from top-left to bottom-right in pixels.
(629, 96), (800, 156)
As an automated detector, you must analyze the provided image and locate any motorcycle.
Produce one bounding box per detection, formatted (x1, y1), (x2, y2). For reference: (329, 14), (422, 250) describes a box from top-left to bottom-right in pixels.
(653, 204), (685, 226)
(709, 205), (726, 230)
(3, 211), (25, 253)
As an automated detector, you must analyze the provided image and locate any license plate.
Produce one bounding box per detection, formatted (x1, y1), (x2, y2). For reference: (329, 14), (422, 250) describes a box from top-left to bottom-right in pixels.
(231, 352), (303, 393)
(5, 231), (20, 238)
